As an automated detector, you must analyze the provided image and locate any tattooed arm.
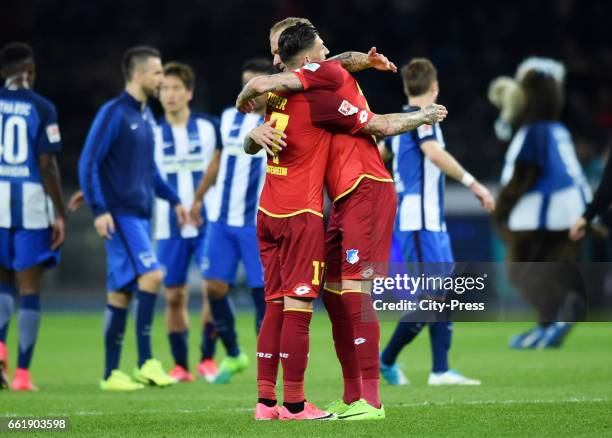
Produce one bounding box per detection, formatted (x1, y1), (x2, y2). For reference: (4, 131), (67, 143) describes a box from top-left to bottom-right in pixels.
(330, 47), (397, 73)
(361, 104), (448, 137)
(236, 73), (304, 112)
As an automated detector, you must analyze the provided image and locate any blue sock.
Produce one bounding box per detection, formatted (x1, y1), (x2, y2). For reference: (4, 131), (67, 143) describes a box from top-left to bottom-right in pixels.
(135, 290), (158, 367)
(209, 295), (239, 357)
(168, 330), (188, 369)
(429, 322), (452, 373)
(381, 321), (425, 366)
(251, 288), (265, 335)
(17, 294), (40, 370)
(104, 304), (127, 379)
(200, 322), (217, 360)
(0, 283), (16, 342)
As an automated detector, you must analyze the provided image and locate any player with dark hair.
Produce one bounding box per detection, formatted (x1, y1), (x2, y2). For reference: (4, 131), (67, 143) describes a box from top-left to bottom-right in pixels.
(238, 21), (447, 420)
(154, 62), (221, 383)
(379, 58), (493, 387)
(78, 45), (187, 391)
(0, 42), (66, 391)
(188, 58), (273, 384)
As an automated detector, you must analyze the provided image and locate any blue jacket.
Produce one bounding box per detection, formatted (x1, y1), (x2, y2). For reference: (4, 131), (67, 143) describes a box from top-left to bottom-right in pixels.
(78, 91), (180, 218)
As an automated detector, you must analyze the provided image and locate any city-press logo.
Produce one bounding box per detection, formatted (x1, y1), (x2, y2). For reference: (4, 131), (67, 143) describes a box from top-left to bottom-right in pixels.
(346, 249), (359, 264)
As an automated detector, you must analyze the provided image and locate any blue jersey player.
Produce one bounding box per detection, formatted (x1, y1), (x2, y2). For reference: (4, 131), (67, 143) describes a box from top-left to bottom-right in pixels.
(0, 43), (66, 391)
(78, 46), (187, 391)
(154, 62), (221, 382)
(189, 59), (271, 384)
(379, 59), (494, 386)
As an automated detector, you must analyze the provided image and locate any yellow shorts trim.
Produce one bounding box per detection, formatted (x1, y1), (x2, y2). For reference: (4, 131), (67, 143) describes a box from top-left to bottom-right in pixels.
(323, 286), (342, 295)
(258, 207), (323, 218)
(332, 174), (394, 203)
(283, 307), (314, 313)
(341, 289), (369, 295)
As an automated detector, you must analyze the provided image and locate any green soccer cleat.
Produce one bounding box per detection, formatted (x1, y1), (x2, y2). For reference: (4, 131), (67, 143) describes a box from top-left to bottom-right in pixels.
(338, 399), (386, 421)
(100, 370), (144, 391)
(325, 399), (351, 416)
(213, 352), (249, 384)
(133, 359), (176, 387)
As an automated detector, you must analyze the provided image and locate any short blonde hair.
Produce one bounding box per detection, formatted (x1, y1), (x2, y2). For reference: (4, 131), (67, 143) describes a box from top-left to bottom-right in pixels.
(269, 17), (313, 38)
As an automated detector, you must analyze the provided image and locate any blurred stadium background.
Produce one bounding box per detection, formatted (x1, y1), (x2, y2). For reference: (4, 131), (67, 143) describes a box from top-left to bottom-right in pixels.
(3, 0), (610, 308)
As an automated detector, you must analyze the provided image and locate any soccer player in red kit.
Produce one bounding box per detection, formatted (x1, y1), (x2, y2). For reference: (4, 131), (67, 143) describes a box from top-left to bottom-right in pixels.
(242, 42), (335, 421)
(240, 22), (447, 421)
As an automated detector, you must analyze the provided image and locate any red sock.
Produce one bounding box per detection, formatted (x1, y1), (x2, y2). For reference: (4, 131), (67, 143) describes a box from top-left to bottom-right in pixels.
(257, 302), (283, 400)
(323, 291), (361, 403)
(280, 309), (312, 403)
(343, 292), (381, 408)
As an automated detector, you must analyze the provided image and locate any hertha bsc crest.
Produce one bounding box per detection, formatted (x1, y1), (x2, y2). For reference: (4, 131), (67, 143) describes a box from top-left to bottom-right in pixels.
(346, 249), (359, 264)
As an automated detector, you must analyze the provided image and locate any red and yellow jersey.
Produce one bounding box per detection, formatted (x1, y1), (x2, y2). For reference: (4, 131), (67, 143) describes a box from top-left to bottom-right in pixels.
(293, 60), (393, 202)
(258, 90), (332, 218)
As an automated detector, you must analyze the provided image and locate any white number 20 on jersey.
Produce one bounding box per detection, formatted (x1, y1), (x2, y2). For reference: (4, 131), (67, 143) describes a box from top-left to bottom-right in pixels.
(0, 114), (28, 165)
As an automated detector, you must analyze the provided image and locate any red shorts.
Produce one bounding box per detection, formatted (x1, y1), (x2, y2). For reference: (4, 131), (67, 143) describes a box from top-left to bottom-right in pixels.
(257, 211), (325, 302)
(325, 178), (396, 282)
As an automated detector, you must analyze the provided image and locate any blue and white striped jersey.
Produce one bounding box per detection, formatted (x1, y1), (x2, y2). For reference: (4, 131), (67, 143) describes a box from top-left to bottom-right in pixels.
(154, 112), (220, 239)
(501, 122), (592, 231)
(207, 107), (266, 227)
(0, 86), (61, 229)
(387, 106), (446, 232)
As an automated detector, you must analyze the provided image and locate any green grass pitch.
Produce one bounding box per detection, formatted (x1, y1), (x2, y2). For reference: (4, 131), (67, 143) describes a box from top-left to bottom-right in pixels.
(1, 312), (611, 437)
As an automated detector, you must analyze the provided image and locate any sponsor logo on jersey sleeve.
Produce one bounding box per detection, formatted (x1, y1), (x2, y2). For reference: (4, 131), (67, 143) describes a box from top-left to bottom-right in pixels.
(417, 124), (434, 138)
(46, 124), (61, 143)
(303, 63), (321, 72)
(338, 100), (359, 117)
(359, 110), (369, 124)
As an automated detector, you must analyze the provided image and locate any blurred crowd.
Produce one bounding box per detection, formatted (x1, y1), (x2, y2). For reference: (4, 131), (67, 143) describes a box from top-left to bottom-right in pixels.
(2, 0), (611, 185)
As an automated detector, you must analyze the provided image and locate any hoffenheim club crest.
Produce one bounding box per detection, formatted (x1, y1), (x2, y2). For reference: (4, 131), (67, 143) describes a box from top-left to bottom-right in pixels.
(346, 249), (359, 264)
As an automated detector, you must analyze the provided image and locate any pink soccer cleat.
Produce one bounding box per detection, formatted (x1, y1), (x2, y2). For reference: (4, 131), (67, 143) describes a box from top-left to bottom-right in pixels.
(279, 402), (336, 420)
(11, 368), (37, 391)
(169, 365), (195, 382)
(197, 359), (218, 383)
(254, 403), (280, 420)
(0, 342), (9, 389)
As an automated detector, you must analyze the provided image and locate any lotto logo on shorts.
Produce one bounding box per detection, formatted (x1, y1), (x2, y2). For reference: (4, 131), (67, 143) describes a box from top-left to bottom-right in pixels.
(361, 267), (374, 279)
(294, 285), (312, 296)
(346, 249), (360, 264)
(257, 352), (273, 359)
(279, 353), (289, 359)
(354, 338), (366, 345)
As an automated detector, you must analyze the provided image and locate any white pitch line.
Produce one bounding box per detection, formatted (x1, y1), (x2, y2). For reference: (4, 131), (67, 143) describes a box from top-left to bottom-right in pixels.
(2, 396), (611, 418)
